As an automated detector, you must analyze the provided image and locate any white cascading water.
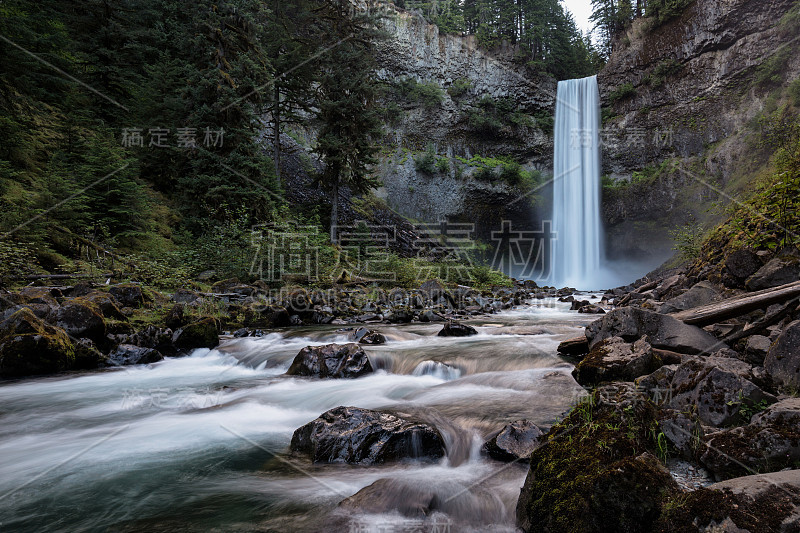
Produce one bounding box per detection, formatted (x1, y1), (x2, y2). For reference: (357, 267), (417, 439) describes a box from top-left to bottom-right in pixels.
(550, 75), (603, 289)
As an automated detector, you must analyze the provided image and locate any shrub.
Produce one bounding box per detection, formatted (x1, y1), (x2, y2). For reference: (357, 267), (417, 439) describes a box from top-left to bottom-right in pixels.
(609, 83), (636, 104)
(447, 78), (472, 98)
(436, 157), (450, 174)
(789, 78), (800, 107)
(414, 144), (437, 174)
(397, 77), (444, 108)
(648, 59), (683, 87)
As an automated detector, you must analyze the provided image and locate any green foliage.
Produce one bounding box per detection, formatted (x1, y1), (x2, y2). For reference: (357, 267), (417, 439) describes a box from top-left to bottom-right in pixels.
(670, 222), (704, 260)
(436, 157), (450, 174)
(447, 78), (472, 98)
(646, 0), (694, 25)
(415, 144), (438, 174)
(396, 77), (444, 108)
(755, 48), (792, 88)
(645, 59), (683, 88)
(608, 83), (636, 104)
(791, 78), (800, 108)
(0, 241), (40, 283)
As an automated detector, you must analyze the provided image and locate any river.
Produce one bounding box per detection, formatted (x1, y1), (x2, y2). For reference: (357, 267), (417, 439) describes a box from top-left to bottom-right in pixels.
(0, 296), (598, 532)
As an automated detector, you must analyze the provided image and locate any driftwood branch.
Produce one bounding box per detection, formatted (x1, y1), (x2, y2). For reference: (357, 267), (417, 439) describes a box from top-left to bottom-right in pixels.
(671, 281), (800, 326)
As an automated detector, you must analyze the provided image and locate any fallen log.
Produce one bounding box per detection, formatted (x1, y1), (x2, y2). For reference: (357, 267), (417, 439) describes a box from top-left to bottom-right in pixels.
(721, 295), (800, 344)
(672, 280), (800, 326)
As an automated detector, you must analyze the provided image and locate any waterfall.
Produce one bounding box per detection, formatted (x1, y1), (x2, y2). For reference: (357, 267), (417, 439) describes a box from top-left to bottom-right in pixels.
(550, 75), (603, 289)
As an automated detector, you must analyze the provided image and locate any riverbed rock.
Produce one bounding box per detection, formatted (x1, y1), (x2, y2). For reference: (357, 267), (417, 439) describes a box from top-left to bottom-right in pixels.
(349, 327), (386, 345)
(585, 307), (722, 355)
(290, 406), (445, 464)
(669, 356), (776, 427)
(0, 307), (75, 377)
(482, 419), (543, 461)
(744, 334), (772, 365)
(286, 343), (373, 378)
(659, 281), (722, 314)
(516, 383), (679, 533)
(655, 469), (800, 532)
(724, 249), (763, 282)
(765, 320), (800, 389)
(81, 291), (126, 321)
(437, 322), (478, 337)
(557, 336), (589, 358)
(419, 309), (445, 322)
(48, 298), (107, 343)
(699, 398), (800, 480)
(109, 283), (145, 308)
(108, 344), (164, 366)
(172, 317), (220, 351)
(573, 336), (661, 385)
(746, 252), (800, 291)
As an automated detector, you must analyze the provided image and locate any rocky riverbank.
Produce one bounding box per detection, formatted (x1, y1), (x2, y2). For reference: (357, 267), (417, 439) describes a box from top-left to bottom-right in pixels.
(516, 247), (800, 532)
(0, 277), (561, 379)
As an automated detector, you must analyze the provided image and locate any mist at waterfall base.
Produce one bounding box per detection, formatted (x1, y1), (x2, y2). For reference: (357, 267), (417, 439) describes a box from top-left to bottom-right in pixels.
(544, 75), (655, 291)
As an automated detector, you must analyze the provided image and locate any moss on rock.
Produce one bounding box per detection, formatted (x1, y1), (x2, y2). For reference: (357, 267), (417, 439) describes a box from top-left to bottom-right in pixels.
(0, 307), (75, 377)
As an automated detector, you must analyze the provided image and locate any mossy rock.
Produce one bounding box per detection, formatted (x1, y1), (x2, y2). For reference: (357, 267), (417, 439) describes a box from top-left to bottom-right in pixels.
(516, 383), (679, 533)
(48, 298), (107, 343)
(0, 307), (75, 377)
(173, 317), (220, 351)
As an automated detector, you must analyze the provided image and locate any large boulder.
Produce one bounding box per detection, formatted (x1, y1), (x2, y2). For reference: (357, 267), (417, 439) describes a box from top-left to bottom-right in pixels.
(0, 308), (75, 377)
(654, 470), (800, 532)
(172, 317), (219, 351)
(348, 327), (385, 345)
(572, 336), (662, 385)
(48, 298), (106, 343)
(286, 343), (373, 378)
(585, 307), (722, 355)
(516, 383), (679, 533)
(14, 287), (59, 317)
(668, 356), (776, 427)
(482, 419), (544, 462)
(658, 281), (721, 314)
(109, 283), (145, 308)
(108, 344), (164, 366)
(765, 320), (800, 389)
(724, 249), (763, 285)
(699, 398), (800, 480)
(746, 252), (800, 291)
(290, 406), (445, 464)
(81, 290), (126, 320)
(437, 322), (478, 337)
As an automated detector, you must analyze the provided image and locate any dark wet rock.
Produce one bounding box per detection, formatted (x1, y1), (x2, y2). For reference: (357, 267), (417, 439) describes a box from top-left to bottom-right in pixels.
(386, 307), (413, 323)
(109, 283), (145, 308)
(516, 383), (679, 533)
(725, 249), (763, 280)
(233, 328), (250, 338)
(744, 334), (771, 365)
(655, 469), (800, 532)
(437, 322), (478, 337)
(699, 398), (800, 480)
(657, 410), (702, 459)
(482, 419), (543, 461)
(765, 320), (800, 389)
(573, 336), (662, 386)
(668, 356), (776, 427)
(172, 288), (200, 304)
(635, 364), (678, 397)
(289, 314), (303, 326)
(349, 327), (385, 345)
(123, 325), (176, 355)
(290, 406), (445, 464)
(419, 309), (445, 322)
(48, 298), (106, 343)
(164, 303), (185, 330)
(0, 308), (75, 377)
(585, 307), (722, 355)
(17, 287), (60, 309)
(339, 478), (437, 517)
(73, 338), (107, 369)
(557, 336), (589, 358)
(81, 291), (126, 320)
(108, 344), (163, 366)
(746, 252), (800, 291)
(659, 281), (722, 314)
(210, 277), (240, 293)
(578, 304), (606, 314)
(286, 343), (373, 378)
(172, 317), (220, 351)
(263, 305), (291, 327)
(570, 299), (590, 310)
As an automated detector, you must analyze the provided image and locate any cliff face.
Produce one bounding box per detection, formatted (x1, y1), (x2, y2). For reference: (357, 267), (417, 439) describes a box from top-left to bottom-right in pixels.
(597, 0), (800, 263)
(372, 6), (554, 239)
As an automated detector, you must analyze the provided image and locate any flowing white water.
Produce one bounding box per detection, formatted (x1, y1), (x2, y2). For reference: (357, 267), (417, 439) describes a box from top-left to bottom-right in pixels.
(0, 299), (594, 532)
(551, 75), (603, 289)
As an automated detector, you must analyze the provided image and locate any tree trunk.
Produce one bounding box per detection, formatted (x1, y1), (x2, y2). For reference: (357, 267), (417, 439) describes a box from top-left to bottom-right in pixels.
(273, 85), (281, 181)
(330, 179), (339, 244)
(671, 280), (800, 326)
